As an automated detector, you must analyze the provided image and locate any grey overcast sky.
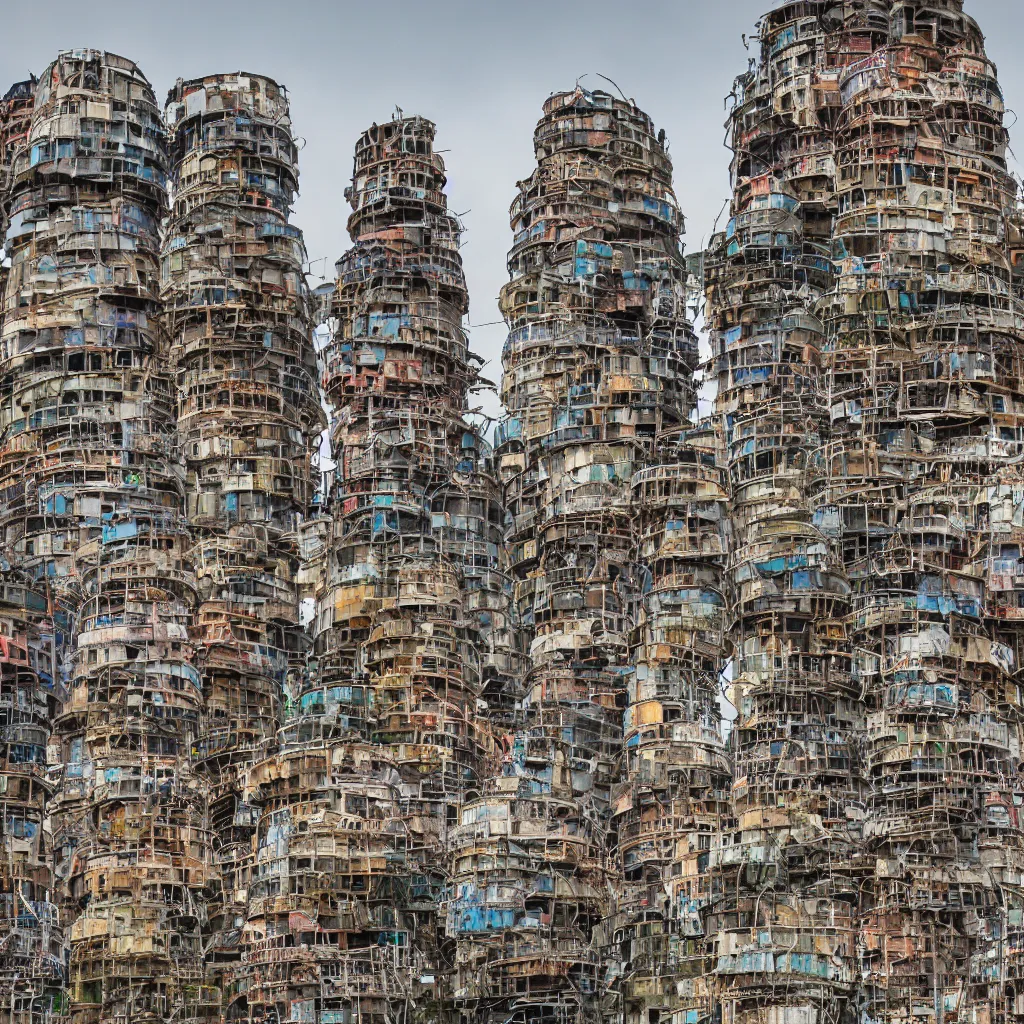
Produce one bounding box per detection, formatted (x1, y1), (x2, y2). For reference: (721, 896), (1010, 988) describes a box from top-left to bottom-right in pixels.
(4, 0), (1022, 416)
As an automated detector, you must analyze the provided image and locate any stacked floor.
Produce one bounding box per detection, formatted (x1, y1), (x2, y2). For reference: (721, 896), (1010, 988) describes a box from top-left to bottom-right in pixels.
(703, 6), (881, 1024)
(0, 71), (64, 1024)
(819, 4), (1024, 1024)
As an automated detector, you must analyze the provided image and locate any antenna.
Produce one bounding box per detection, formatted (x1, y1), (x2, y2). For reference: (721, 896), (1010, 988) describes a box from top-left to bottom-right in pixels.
(595, 74), (629, 104)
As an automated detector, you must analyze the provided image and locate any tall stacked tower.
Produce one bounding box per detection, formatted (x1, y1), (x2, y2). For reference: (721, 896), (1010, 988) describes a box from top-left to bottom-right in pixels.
(447, 86), (704, 1024)
(813, 3), (1024, 1022)
(328, 111), (494, 994)
(705, 7), (875, 1024)
(240, 112), (497, 1024)
(0, 74), (67, 1024)
(710, 3), (1024, 1024)
(161, 73), (325, 1009)
(616, 420), (731, 1024)
(0, 51), (215, 1023)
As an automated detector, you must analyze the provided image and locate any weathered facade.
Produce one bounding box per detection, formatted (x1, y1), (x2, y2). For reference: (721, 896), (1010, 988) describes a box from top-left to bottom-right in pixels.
(822, 6), (1024, 1024)
(238, 111), (503, 1024)
(0, 71), (64, 1024)
(703, 7), (870, 1024)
